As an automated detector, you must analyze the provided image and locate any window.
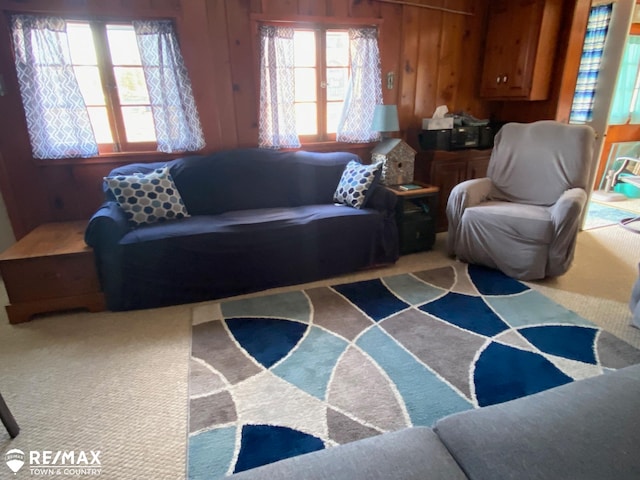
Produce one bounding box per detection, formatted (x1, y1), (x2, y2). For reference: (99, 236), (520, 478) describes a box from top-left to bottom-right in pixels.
(292, 29), (350, 141)
(11, 15), (204, 159)
(67, 22), (156, 151)
(610, 35), (640, 125)
(258, 24), (382, 149)
(569, 3), (612, 124)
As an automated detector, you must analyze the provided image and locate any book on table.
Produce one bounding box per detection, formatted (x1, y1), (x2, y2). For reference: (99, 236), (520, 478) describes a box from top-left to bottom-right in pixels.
(398, 184), (423, 191)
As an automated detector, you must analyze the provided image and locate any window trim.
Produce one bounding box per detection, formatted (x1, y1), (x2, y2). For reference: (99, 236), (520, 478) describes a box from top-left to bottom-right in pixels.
(294, 26), (350, 143)
(6, 11), (189, 166)
(69, 19), (158, 154)
(251, 14), (382, 146)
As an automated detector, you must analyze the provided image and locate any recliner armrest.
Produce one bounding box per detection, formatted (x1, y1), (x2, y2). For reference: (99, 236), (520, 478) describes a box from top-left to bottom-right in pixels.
(546, 188), (587, 277)
(449, 177), (493, 209)
(446, 178), (493, 256)
(365, 184), (397, 216)
(548, 188), (587, 229)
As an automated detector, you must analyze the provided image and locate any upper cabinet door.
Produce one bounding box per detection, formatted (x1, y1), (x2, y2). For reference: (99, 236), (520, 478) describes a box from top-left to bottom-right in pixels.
(480, 0), (562, 101)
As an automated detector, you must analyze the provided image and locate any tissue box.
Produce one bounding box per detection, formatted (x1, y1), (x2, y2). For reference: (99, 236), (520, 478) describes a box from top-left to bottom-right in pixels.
(422, 117), (453, 130)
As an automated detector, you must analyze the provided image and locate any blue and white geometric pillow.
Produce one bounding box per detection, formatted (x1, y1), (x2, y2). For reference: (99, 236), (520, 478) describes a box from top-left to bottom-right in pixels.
(105, 166), (190, 226)
(333, 161), (382, 209)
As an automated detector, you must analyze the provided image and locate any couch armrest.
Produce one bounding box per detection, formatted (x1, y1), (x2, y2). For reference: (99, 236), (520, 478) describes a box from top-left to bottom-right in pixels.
(365, 185), (399, 264)
(84, 201), (129, 249)
(546, 187), (587, 276)
(366, 184), (397, 215)
(446, 177), (493, 256)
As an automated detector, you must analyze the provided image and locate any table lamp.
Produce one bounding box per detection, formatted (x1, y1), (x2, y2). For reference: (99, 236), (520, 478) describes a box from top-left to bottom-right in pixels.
(370, 104), (415, 185)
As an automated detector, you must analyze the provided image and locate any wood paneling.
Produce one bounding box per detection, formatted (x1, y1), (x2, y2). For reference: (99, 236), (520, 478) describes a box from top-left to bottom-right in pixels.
(555, 0), (591, 124)
(378, 1), (403, 105)
(1, 0), (561, 241)
(205, 0), (240, 149)
(414, 2), (444, 121)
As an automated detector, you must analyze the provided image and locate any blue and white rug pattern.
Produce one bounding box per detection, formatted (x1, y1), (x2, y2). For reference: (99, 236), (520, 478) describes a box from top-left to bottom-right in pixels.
(188, 263), (640, 478)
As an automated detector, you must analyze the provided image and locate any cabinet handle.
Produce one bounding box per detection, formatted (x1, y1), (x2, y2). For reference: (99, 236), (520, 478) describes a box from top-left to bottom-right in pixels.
(496, 76), (501, 84)
(502, 75), (508, 83)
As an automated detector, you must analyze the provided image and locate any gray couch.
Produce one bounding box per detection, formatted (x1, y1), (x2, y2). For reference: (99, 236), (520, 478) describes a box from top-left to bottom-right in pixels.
(230, 363), (640, 479)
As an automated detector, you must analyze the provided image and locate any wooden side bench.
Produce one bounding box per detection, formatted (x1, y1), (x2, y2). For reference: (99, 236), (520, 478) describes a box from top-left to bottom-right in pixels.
(0, 221), (105, 324)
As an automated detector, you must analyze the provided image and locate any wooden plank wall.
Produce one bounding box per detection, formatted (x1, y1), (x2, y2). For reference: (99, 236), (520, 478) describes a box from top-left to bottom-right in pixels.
(0, 0), (492, 238)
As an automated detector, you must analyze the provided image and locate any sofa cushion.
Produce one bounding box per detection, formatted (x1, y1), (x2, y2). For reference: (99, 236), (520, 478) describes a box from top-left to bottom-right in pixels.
(167, 149), (362, 215)
(228, 427), (467, 480)
(333, 161), (382, 209)
(434, 364), (640, 480)
(118, 204), (379, 245)
(105, 166), (189, 226)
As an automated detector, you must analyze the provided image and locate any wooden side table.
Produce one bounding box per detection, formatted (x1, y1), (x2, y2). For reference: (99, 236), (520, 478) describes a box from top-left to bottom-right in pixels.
(0, 221), (105, 324)
(385, 183), (439, 254)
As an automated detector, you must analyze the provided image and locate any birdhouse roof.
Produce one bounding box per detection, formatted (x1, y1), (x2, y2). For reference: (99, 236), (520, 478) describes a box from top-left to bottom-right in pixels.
(371, 138), (416, 156)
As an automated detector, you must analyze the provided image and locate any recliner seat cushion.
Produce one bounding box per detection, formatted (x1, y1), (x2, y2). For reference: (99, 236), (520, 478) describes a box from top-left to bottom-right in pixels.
(453, 201), (552, 279)
(462, 201), (553, 243)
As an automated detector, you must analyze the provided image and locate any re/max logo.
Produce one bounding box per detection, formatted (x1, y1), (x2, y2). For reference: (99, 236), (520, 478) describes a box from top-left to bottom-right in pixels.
(29, 451), (101, 465)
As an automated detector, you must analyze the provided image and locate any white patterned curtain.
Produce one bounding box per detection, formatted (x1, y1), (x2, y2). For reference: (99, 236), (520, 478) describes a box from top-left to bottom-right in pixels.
(336, 27), (382, 143)
(569, 4), (613, 124)
(258, 26), (301, 149)
(133, 20), (205, 153)
(11, 15), (98, 159)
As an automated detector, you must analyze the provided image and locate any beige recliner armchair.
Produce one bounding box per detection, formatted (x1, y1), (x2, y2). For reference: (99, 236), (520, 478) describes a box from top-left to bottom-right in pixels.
(446, 120), (596, 280)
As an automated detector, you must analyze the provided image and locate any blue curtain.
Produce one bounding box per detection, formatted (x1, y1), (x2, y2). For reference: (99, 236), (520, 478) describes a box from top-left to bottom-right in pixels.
(133, 20), (205, 153)
(336, 28), (383, 143)
(609, 36), (640, 125)
(11, 15), (98, 159)
(258, 26), (301, 149)
(569, 4), (613, 124)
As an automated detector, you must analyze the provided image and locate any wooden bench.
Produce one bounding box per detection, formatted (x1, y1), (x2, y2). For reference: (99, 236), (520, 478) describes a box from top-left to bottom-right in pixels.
(0, 221), (105, 324)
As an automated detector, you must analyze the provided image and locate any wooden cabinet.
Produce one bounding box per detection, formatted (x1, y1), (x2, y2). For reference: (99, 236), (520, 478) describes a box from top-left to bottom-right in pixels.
(480, 0), (562, 100)
(414, 149), (492, 232)
(0, 221), (105, 323)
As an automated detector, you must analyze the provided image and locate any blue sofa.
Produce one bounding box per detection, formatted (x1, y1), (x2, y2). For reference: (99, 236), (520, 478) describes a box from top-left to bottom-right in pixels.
(85, 149), (399, 311)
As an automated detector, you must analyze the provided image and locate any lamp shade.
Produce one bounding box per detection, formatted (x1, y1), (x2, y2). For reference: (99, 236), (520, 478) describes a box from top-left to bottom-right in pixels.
(371, 104), (399, 132)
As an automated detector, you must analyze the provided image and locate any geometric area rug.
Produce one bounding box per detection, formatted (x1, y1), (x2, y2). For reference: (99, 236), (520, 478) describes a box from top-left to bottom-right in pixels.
(187, 263), (640, 478)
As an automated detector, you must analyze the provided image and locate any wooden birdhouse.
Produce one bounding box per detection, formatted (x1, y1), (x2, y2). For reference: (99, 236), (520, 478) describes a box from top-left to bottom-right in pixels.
(371, 138), (416, 185)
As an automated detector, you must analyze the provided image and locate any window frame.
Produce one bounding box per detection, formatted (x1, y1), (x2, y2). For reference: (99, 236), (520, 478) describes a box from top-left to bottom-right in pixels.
(68, 19), (157, 154)
(252, 14), (382, 146)
(292, 26), (350, 144)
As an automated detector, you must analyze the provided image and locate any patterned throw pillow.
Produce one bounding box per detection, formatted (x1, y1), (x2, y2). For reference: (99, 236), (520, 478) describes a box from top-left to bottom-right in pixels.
(105, 166), (190, 226)
(333, 160), (382, 209)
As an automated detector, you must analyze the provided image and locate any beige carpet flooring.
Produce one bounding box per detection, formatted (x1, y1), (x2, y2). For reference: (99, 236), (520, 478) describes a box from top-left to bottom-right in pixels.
(1, 226), (639, 479)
